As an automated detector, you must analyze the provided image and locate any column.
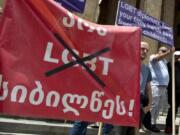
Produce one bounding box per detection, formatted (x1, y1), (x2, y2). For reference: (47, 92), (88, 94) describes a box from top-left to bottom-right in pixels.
(76, 0), (100, 23)
(140, 0), (163, 62)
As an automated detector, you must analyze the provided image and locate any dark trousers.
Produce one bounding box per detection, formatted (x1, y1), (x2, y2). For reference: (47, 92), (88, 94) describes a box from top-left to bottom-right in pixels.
(118, 95), (152, 135)
(69, 121), (88, 135)
(165, 91), (180, 128)
(117, 95), (152, 135)
(140, 94), (152, 129)
(102, 124), (114, 135)
(69, 121), (113, 135)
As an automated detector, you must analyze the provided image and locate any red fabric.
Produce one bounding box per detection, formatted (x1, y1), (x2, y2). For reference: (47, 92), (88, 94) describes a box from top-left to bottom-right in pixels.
(0, 0), (141, 127)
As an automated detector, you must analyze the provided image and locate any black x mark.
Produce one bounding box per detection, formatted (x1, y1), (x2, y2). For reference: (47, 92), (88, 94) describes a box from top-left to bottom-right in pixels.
(45, 33), (110, 88)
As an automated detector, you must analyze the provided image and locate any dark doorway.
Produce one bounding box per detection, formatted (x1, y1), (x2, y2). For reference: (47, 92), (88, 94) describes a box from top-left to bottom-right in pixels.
(174, 0), (180, 48)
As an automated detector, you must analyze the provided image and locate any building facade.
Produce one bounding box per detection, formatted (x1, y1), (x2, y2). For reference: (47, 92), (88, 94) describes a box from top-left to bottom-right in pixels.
(1, 0), (179, 50)
(80, 0), (180, 61)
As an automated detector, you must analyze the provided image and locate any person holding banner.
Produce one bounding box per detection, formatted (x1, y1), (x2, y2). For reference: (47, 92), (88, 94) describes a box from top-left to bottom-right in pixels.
(106, 41), (153, 135)
(165, 53), (180, 134)
(0, 6), (3, 16)
(69, 41), (153, 135)
(149, 46), (174, 132)
(126, 41), (153, 134)
(139, 42), (152, 126)
(135, 41), (153, 134)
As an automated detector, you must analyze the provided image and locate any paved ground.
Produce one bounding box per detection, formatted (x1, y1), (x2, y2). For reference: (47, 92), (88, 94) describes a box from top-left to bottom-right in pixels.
(139, 115), (180, 135)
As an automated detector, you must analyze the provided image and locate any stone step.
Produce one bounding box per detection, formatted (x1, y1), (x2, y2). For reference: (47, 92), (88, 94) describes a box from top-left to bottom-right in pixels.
(0, 117), (98, 135)
(0, 115), (179, 135)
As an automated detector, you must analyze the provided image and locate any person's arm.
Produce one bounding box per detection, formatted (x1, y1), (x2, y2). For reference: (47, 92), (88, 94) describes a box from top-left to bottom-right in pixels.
(142, 65), (153, 113)
(142, 82), (152, 113)
(0, 7), (2, 14)
(152, 47), (175, 61)
(146, 82), (152, 109)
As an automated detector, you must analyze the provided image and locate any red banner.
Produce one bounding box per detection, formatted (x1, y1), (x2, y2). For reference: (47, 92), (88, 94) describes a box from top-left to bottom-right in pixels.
(0, 0), (141, 127)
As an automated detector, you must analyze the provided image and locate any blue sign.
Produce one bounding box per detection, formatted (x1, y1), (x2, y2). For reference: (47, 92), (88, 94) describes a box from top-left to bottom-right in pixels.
(55, 0), (86, 13)
(116, 0), (174, 46)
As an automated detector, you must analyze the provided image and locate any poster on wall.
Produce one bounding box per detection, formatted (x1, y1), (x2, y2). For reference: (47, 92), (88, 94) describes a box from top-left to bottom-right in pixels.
(116, 0), (174, 46)
(55, 0), (86, 13)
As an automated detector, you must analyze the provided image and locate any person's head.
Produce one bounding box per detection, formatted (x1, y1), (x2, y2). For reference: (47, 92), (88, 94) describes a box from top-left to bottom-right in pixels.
(0, 7), (2, 15)
(0, 7), (2, 16)
(158, 46), (169, 54)
(175, 48), (180, 62)
(141, 41), (149, 61)
(177, 56), (180, 62)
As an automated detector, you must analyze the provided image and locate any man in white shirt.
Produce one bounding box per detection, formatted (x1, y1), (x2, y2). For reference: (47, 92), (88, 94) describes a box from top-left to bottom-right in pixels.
(149, 46), (174, 132)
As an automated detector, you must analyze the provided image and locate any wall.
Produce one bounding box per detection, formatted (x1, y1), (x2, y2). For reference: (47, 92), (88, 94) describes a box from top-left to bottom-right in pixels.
(76, 0), (100, 22)
(79, 0), (176, 62)
(175, 0), (180, 49)
(1, 0), (177, 53)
